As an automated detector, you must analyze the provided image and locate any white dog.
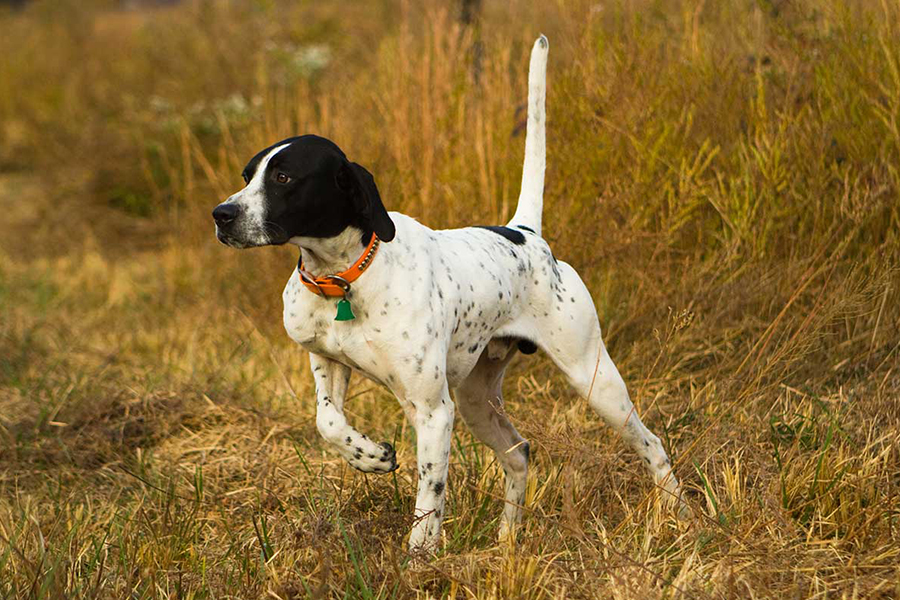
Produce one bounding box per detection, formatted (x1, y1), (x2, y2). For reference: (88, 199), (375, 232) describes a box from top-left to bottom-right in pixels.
(213, 36), (683, 551)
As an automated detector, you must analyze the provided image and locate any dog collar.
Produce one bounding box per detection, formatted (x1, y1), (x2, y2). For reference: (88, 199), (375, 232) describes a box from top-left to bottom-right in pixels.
(297, 233), (381, 321)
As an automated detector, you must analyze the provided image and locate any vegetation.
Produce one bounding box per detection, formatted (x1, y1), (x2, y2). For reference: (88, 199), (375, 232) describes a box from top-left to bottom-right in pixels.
(1, 0), (898, 597)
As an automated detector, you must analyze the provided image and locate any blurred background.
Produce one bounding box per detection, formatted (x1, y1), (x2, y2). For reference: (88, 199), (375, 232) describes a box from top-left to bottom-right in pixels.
(1, 0), (898, 597)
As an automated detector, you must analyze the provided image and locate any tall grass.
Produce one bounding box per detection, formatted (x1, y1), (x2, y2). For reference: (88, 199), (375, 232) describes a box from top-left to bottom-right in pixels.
(1, 0), (898, 597)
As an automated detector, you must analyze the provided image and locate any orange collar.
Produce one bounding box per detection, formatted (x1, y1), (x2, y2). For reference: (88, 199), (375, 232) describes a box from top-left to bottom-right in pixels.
(297, 233), (381, 297)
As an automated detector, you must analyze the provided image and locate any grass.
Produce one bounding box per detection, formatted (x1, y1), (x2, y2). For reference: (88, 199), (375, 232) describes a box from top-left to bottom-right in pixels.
(1, 0), (899, 597)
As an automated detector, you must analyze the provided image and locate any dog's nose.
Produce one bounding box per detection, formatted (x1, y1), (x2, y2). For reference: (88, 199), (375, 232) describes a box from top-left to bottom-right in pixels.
(213, 203), (240, 225)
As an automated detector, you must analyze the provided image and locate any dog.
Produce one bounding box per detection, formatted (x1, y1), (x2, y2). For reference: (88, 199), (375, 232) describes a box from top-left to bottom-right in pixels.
(212, 36), (683, 551)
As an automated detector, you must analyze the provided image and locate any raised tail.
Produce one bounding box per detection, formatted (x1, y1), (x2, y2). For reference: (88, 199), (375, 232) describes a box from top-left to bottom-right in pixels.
(509, 34), (548, 237)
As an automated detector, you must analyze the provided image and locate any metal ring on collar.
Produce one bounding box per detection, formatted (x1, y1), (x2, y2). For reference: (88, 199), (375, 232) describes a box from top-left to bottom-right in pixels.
(328, 275), (352, 292)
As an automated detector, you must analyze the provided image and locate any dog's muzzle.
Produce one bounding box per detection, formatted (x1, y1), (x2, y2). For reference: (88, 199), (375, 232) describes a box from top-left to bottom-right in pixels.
(213, 202), (245, 247)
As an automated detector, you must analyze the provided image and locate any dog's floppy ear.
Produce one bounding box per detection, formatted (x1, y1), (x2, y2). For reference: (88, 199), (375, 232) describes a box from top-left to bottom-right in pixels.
(339, 160), (395, 242)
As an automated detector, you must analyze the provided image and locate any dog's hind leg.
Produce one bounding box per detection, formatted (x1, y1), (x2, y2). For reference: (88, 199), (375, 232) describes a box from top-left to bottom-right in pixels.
(309, 353), (398, 473)
(455, 340), (530, 541)
(533, 262), (685, 512)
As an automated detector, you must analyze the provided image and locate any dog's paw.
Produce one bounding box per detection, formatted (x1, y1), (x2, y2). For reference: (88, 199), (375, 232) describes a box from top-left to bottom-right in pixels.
(348, 441), (398, 474)
(660, 485), (692, 521)
(378, 441), (398, 468)
(673, 494), (693, 521)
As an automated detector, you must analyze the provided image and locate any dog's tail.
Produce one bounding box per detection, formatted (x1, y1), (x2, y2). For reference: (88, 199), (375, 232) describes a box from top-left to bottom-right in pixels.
(509, 34), (548, 237)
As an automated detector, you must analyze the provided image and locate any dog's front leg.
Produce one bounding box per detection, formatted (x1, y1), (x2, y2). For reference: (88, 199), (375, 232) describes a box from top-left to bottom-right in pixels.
(407, 382), (455, 552)
(310, 353), (398, 473)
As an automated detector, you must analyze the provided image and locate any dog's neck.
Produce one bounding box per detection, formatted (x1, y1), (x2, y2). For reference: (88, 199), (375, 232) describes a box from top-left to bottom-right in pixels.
(290, 227), (369, 277)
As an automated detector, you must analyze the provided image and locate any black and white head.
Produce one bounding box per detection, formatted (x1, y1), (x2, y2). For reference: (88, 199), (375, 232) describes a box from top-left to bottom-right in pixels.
(212, 135), (395, 248)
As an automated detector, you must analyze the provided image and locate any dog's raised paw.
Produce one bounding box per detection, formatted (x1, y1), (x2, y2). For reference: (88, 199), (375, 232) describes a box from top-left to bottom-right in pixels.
(378, 441), (399, 472)
(347, 442), (398, 474)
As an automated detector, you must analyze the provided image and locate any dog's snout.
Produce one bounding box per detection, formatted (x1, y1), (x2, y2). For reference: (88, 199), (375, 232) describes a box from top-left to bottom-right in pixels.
(213, 203), (240, 225)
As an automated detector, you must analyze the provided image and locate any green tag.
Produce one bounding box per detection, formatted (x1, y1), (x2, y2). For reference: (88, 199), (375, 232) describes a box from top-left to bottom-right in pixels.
(334, 298), (355, 321)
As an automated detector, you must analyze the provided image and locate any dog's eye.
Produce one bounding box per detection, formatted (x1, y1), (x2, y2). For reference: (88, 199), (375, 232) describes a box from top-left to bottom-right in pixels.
(275, 172), (291, 184)
(241, 172), (249, 184)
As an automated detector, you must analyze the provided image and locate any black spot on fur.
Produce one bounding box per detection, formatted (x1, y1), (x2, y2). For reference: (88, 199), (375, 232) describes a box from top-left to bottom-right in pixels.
(516, 224), (535, 233)
(517, 340), (538, 355)
(474, 226), (526, 245)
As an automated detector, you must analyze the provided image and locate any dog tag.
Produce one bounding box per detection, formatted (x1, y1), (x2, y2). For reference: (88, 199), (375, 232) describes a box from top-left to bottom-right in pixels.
(334, 298), (355, 321)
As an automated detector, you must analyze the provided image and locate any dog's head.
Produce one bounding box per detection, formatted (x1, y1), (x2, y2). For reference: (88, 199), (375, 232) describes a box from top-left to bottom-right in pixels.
(212, 135), (395, 248)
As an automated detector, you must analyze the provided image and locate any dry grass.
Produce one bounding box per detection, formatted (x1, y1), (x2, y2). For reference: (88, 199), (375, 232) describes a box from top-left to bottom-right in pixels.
(1, 0), (899, 598)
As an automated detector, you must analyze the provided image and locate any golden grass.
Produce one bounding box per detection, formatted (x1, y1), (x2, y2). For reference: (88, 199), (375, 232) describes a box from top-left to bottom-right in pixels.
(1, 0), (899, 597)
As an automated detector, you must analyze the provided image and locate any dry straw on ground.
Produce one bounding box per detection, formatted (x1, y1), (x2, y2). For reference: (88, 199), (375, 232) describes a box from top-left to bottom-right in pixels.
(1, 0), (898, 598)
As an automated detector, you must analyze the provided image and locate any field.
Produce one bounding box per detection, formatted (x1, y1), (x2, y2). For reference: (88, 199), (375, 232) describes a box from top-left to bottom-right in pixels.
(1, 0), (899, 597)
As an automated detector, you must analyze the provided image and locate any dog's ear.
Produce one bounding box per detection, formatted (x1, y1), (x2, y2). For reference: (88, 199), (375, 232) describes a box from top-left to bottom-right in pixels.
(338, 161), (395, 242)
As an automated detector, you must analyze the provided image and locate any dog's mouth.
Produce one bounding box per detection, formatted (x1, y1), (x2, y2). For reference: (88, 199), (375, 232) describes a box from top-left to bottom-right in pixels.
(216, 227), (278, 249)
(216, 230), (250, 249)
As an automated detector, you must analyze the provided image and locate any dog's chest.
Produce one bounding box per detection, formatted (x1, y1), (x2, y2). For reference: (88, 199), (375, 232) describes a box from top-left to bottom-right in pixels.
(281, 271), (393, 375)
(283, 272), (346, 352)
